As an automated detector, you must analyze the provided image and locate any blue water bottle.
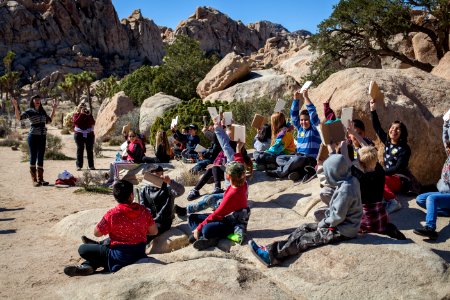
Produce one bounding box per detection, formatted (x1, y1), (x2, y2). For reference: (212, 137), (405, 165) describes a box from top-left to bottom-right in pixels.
(115, 152), (121, 162)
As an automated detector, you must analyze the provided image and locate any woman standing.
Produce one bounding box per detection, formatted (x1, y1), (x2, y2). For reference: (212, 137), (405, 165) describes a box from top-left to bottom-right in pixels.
(73, 103), (96, 170)
(13, 95), (57, 186)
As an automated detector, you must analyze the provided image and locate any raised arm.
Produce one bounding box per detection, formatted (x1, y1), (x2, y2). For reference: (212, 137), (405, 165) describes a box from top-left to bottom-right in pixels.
(291, 90), (302, 129)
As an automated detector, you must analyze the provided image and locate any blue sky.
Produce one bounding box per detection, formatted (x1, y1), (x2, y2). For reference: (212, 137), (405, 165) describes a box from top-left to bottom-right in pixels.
(112, 0), (339, 33)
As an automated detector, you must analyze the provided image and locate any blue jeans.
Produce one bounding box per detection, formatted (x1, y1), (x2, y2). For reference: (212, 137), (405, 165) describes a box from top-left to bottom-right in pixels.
(416, 192), (450, 230)
(187, 193), (224, 214)
(188, 213), (233, 239)
(28, 134), (46, 166)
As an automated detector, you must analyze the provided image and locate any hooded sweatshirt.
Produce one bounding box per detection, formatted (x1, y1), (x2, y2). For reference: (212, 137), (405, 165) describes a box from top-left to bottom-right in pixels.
(318, 154), (362, 238)
(96, 202), (154, 247)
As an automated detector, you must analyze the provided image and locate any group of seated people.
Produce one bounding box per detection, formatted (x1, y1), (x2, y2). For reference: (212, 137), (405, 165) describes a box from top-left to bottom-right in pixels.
(64, 89), (450, 275)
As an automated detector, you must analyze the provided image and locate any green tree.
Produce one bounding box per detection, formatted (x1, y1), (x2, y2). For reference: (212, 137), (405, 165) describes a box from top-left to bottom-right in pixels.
(78, 71), (96, 111)
(115, 65), (159, 105)
(94, 75), (118, 105)
(0, 51), (19, 113)
(153, 35), (219, 100)
(307, 0), (450, 84)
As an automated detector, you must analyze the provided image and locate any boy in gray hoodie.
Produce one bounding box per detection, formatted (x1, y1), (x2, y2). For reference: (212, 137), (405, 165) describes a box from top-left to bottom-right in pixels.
(248, 154), (362, 267)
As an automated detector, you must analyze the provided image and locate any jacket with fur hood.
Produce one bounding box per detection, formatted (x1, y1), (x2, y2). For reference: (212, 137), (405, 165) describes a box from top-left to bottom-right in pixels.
(318, 154), (362, 238)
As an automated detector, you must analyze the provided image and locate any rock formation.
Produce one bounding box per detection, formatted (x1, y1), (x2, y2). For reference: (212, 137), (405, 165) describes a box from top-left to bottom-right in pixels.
(174, 7), (290, 57)
(204, 69), (299, 103)
(0, 0), (164, 80)
(309, 67), (450, 185)
(139, 92), (182, 136)
(196, 53), (251, 99)
(431, 51), (450, 81)
(94, 91), (134, 140)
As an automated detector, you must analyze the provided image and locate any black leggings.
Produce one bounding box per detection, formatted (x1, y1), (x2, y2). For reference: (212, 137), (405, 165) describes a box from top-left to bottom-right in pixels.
(195, 166), (223, 191)
(78, 244), (109, 270)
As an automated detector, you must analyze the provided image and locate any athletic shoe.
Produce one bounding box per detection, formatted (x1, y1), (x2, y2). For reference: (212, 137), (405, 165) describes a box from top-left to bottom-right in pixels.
(413, 226), (438, 240)
(174, 205), (187, 217)
(248, 240), (271, 267)
(81, 235), (100, 245)
(64, 264), (94, 277)
(193, 238), (219, 250)
(187, 189), (200, 201)
(288, 171), (301, 182)
(385, 199), (402, 214)
(301, 166), (317, 184)
(89, 167), (96, 170)
(211, 187), (224, 194)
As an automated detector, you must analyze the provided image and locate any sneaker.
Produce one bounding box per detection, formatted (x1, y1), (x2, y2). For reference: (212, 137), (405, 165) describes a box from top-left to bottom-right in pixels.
(193, 238), (219, 250)
(248, 240), (271, 267)
(89, 167), (96, 170)
(81, 235), (100, 245)
(288, 171), (301, 182)
(385, 199), (402, 214)
(211, 187), (224, 194)
(64, 264), (94, 277)
(301, 166), (317, 184)
(187, 189), (200, 201)
(174, 205), (187, 217)
(413, 226), (438, 240)
(227, 233), (243, 244)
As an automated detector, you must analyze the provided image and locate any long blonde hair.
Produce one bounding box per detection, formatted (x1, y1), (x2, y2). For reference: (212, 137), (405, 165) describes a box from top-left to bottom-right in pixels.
(270, 112), (286, 144)
(156, 130), (171, 156)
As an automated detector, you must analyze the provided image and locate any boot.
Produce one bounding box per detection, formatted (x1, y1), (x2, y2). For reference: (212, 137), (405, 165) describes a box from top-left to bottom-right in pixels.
(30, 166), (40, 187)
(37, 166), (49, 186)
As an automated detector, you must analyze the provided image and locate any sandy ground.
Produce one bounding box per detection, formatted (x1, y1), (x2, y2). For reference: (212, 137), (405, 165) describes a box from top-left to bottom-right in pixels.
(0, 125), (449, 299)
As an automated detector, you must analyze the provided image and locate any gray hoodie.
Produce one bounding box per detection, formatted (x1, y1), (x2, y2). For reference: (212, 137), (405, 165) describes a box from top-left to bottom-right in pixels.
(318, 154), (362, 238)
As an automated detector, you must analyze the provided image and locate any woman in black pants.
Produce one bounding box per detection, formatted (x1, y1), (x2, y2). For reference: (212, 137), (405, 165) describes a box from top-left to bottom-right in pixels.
(73, 102), (96, 170)
(13, 95), (57, 186)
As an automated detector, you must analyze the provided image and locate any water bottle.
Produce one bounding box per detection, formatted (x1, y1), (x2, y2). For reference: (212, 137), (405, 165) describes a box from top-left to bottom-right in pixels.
(115, 152), (121, 162)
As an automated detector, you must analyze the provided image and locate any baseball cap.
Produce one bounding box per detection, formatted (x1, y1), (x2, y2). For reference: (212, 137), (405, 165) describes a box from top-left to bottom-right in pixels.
(188, 124), (199, 130)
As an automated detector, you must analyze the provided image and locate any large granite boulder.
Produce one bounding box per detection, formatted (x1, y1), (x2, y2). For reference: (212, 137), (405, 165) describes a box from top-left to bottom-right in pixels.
(52, 209), (106, 242)
(139, 93), (182, 135)
(0, 1), (163, 79)
(274, 45), (318, 84)
(94, 91), (134, 140)
(308, 67), (450, 185)
(174, 7), (288, 57)
(412, 32), (440, 66)
(431, 51), (450, 81)
(204, 70), (299, 103)
(196, 53), (251, 99)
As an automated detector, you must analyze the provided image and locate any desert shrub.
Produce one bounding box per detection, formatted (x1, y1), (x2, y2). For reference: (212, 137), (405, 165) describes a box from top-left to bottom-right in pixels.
(94, 138), (104, 158)
(60, 128), (71, 135)
(75, 170), (110, 194)
(63, 110), (76, 131)
(175, 166), (201, 187)
(0, 138), (20, 147)
(108, 135), (124, 146)
(0, 116), (11, 138)
(51, 111), (64, 128)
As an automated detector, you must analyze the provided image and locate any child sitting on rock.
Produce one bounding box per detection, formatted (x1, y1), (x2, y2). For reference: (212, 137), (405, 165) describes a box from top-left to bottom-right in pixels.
(248, 154), (362, 267)
(171, 123), (200, 161)
(64, 180), (157, 276)
(414, 118), (450, 240)
(139, 165), (185, 242)
(188, 141), (250, 250)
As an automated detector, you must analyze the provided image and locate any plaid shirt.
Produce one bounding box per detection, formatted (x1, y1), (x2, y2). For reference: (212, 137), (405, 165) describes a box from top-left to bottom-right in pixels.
(359, 202), (388, 234)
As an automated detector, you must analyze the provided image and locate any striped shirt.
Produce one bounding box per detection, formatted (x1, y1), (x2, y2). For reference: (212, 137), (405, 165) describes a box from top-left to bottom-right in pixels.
(290, 100), (321, 156)
(20, 108), (51, 135)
